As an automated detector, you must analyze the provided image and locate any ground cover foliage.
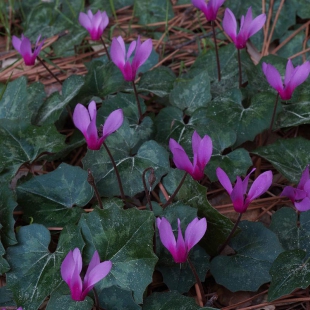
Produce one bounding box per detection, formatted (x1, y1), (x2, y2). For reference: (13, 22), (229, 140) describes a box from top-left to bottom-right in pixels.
(1, 0), (310, 309)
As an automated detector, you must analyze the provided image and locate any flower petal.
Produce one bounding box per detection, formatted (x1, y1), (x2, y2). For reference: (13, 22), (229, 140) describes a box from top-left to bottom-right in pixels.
(298, 166), (310, 190)
(247, 13), (266, 37)
(61, 250), (75, 285)
(131, 38), (152, 71)
(262, 62), (284, 94)
(84, 250), (100, 285)
(185, 217), (207, 251)
(295, 197), (310, 212)
(12, 36), (21, 53)
(111, 37), (125, 69)
(287, 61), (310, 91)
(169, 138), (193, 174)
(174, 219), (187, 263)
(223, 8), (237, 42)
(216, 167), (233, 194)
(102, 109), (124, 140)
(79, 12), (92, 31)
(231, 177), (246, 213)
(197, 134), (212, 169)
(246, 170), (273, 202)
(157, 217), (177, 253)
(73, 103), (91, 136)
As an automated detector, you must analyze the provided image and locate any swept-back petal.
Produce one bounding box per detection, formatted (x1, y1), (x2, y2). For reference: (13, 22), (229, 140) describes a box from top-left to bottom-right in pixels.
(132, 38), (152, 70)
(157, 217), (177, 251)
(185, 217), (207, 251)
(284, 59), (295, 86)
(223, 8), (237, 42)
(191, 131), (202, 157)
(231, 177), (246, 213)
(242, 168), (256, 194)
(12, 36), (21, 52)
(82, 261), (112, 299)
(99, 11), (109, 31)
(191, 0), (207, 11)
(288, 61), (310, 90)
(73, 103), (91, 136)
(169, 139), (193, 174)
(262, 63), (283, 93)
(174, 219), (187, 263)
(197, 134), (212, 169)
(111, 37), (125, 68)
(281, 186), (305, 202)
(19, 36), (32, 57)
(61, 250), (75, 284)
(247, 170), (272, 202)
(84, 250), (100, 285)
(247, 13), (266, 37)
(126, 40), (137, 60)
(102, 109), (124, 140)
(298, 166), (310, 189)
(295, 197), (310, 212)
(79, 12), (91, 31)
(216, 167), (233, 194)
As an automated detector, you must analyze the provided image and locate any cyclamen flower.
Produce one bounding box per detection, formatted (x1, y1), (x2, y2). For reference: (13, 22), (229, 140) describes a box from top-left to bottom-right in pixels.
(216, 167), (272, 213)
(223, 7), (266, 49)
(157, 217), (207, 263)
(262, 59), (310, 101)
(12, 34), (44, 66)
(79, 10), (109, 41)
(169, 131), (212, 181)
(281, 166), (310, 211)
(111, 36), (153, 81)
(192, 0), (226, 21)
(61, 248), (112, 301)
(73, 101), (123, 150)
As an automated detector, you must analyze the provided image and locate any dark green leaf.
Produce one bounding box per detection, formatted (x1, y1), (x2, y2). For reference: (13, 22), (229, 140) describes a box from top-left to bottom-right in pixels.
(34, 75), (84, 125)
(83, 122), (170, 197)
(78, 208), (157, 303)
(46, 283), (93, 310)
(156, 204), (210, 293)
(0, 120), (66, 178)
(0, 238), (10, 274)
(98, 285), (141, 310)
(0, 286), (15, 307)
(162, 169), (234, 255)
(6, 224), (84, 310)
(268, 249), (310, 301)
(252, 137), (310, 183)
(138, 66), (176, 97)
(89, 0), (134, 16)
(143, 291), (216, 310)
(16, 163), (93, 226)
(169, 70), (211, 115)
(0, 185), (17, 247)
(134, 0), (174, 25)
(270, 207), (310, 256)
(210, 221), (283, 292)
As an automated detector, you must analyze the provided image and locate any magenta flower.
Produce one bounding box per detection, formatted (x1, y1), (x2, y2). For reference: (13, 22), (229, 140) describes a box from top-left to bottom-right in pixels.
(262, 59), (310, 101)
(73, 101), (123, 150)
(192, 0), (226, 21)
(61, 248), (112, 301)
(223, 7), (266, 49)
(79, 10), (109, 41)
(157, 217), (207, 263)
(216, 167), (272, 213)
(169, 131), (212, 181)
(110, 36), (153, 81)
(12, 34), (44, 66)
(281, 166), (310, 211)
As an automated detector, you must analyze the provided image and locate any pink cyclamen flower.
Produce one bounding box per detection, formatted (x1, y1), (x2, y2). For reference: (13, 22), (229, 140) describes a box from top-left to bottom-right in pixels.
(192, 0), (226, 21)
(12, 34), (43, 66)
(216, 167), (272, 213)
(223, 7), (266, 49)
(73, 101), (123, 150)
(157, 217), (207, 263)
(169, 131), (212, 181)
(281, 166), (310, 211)
(110, 36), (153, 81)
(262, 59), (310, 101)
(61, 248), (112, 301)
(79, 10), (109, 41)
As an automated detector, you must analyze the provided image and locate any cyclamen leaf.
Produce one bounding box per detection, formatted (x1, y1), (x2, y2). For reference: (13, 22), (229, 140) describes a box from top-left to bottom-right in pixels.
(6, 224), (84, 310)
(78, 208), (157, 304)
(16, 163), (93, 227)
(0, 238), (10, 274)
(210, 221), (283, 292)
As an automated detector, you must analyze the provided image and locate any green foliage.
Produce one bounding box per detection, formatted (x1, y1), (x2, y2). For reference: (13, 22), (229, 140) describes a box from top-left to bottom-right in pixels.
(210, 221), (284, 292)
(16, 163), (93, 226)
(6, 224), (84, 310)
(78, 208), (157, 303)
(253, 137), (310, 183)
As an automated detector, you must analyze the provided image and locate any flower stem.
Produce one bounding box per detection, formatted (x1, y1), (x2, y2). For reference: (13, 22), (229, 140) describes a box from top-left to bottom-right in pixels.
(132, 81), (143, 124)
(100, 36), (111, 61)
(162, 172), (187, 208)
(268, 92), (280, 137)
(92, 287), (100, 310)
(211, 21), (221, 82)
(102, 141), (126, 201)
(142, 167), (155, 211)
(217, 212), (242, 256)
(37, 56), (62, 85)
(87, 169), (103, 209)
(187, 257), (207, 306)
(237, 49), (242, 88)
